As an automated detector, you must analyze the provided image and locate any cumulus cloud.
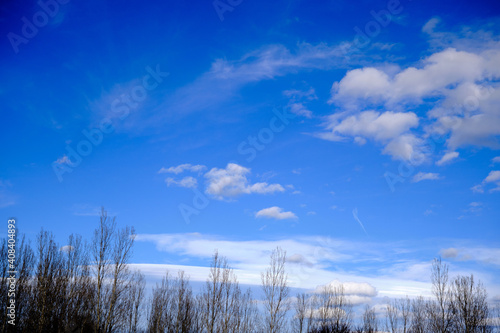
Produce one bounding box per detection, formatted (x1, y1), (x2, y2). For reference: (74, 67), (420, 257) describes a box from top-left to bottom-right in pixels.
(324, 36), (500, 160)
(165, 176), (198, 188)
(317, 110), (421, 161)
(255, 206), (297, 220)
(331, 67), (392, 105)
(332, 48), (485, 106)
(323, 111), (418, 141)
(158, 164), (206, 174)
(412, 172), (441, 183)
(436, 151), (459, 166)
(205, 163), (285, 199)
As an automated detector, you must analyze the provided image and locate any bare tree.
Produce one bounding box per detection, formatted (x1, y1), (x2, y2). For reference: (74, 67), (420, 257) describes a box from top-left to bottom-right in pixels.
(450, 274), (489, 333)
(385, 299), (399, 333)
(309, 283), (352, 333)
(235, 288), (259, 333)
(147, 270), (197, 333)
(103, 225), (135, 333)
(293, 293), (312, 333)
(148, 271), (173, 333)
(262, 247), (290, 333)
(92, 208), (115, 333)
(31, 229), (69, 332)
(362, 305), (378, 333)
(410, 296), (429, 333)
(428, 258), (454, 333)
(125, 271), (146, 333)
(91, 208), (136, 333)
(399, 297), (412, 333)
(62, 234), (94, 332)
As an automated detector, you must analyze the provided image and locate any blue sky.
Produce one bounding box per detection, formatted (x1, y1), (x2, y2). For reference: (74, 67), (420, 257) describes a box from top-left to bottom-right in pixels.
(1, 0), (500, 304)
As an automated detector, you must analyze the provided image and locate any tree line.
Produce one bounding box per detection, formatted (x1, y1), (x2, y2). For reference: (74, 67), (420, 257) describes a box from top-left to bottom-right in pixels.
(1, 209), (499, 333)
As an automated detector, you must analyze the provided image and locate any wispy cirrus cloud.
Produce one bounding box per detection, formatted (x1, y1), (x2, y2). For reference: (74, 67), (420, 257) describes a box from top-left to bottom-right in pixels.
(117, 43), (350, 131)
(158, 164), (206, 174)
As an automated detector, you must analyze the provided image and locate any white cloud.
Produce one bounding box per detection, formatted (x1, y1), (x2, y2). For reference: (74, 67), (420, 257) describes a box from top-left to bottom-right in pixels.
(204, 163), (285, 199)
(485, 170), (500, 183)
(255, 206), (297, 220)
(440, 247), (459, 259)
(288, 103), (313, 118)
(436, 151), (459, 166)
(284, 88), (317, 118)
(471, 184), (484, 193)
(55, 155), (71, 165)
(439, 247), (500, 266)
(492, 156), (500, 164)
(134, 233), (500, 298)
(283, 88), (317, 100)
(331, 48), (485, 106)
(327, 111), (418, 141)
(137, 43), (350, 126)
(331, 67), (391, 105)
(422, 17), (441, 34)
(288, 254), (313, 267)
(326, 37), (500, 156)
(60, 245), (75, 253)
(412, 172), (441, 183)
(158, 164), (206, 174)
(165, 176), (198, 189)
(472, 170), (500, 193)
(314, 280), (377, 297)
(383, 134), (425, 162)
(318, 110), (421, 161)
